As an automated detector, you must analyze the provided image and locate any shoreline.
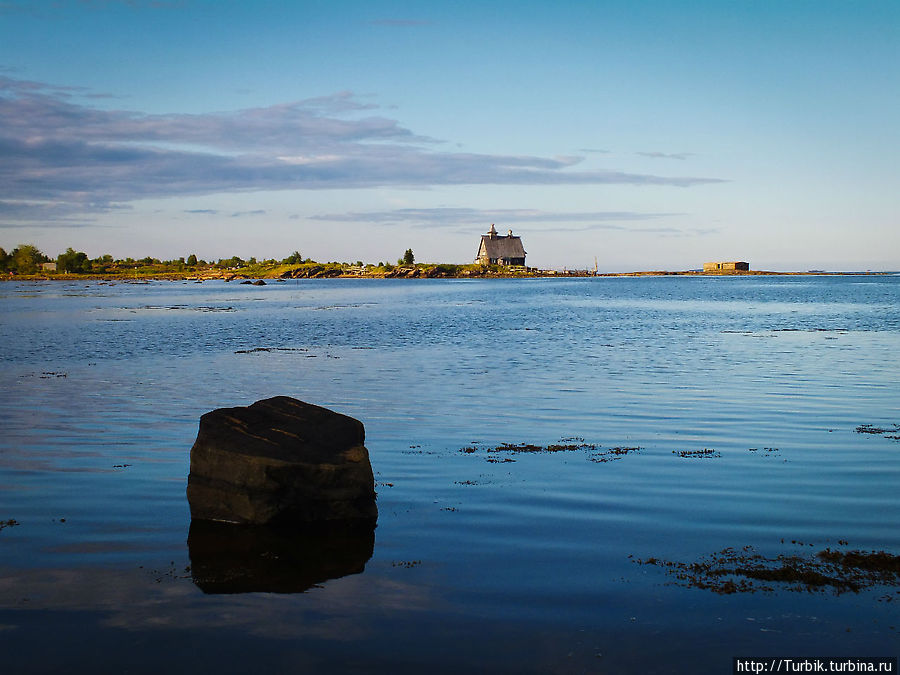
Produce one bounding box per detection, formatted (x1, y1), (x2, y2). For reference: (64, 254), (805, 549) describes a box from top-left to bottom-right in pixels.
(2, 268), (894, 282)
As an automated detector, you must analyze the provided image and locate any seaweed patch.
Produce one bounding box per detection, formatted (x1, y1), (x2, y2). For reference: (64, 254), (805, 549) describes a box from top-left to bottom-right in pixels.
(672, 448), (721, 458)
(633, 545), (900, 596)
(747, 447), (780, 456)
(459, 441), (641, 463)
(234, 347), (309, 354)
(142, 561), (192, 584)
(588, 446), (642, 463)
(136, 305), (235, 312)
(855, 423), (900, 441)
(392, 560), (422, 569)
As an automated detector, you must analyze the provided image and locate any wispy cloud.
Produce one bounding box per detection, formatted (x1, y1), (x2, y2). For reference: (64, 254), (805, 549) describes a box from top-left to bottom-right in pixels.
(0, 197), (129, 228)
(0, 220), (107, 230)
(637, 151), (695, 160)
(0, 76), (725, 224)
(1, 0), (184, 15)
(312, 207), (679, 230)
(181, 208), (265, 219)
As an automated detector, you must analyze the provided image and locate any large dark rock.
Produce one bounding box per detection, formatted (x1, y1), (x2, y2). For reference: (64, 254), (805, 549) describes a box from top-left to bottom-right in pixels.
(187, 396), (377, 526)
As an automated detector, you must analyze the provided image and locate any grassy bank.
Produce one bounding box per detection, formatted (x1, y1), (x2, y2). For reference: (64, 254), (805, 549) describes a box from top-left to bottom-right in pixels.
(3, 262), (887, 282)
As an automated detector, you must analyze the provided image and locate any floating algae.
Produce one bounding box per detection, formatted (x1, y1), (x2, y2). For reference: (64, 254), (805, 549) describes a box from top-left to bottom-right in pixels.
(855, 423), (900, 441)
(634, 545), (900, 597)
(672, 448), (721, 459)
(459, 441), (641, 464)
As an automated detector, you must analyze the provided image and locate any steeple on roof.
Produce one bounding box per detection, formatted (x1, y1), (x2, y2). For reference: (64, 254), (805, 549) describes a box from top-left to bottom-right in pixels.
(475, 225), (526, 265)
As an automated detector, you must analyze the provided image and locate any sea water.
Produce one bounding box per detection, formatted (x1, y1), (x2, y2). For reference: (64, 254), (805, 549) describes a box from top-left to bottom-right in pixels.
(0, 275), (897, 673)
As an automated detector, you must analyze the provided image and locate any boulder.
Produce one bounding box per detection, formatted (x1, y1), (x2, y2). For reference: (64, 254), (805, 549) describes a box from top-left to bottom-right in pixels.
(187, 396), (377, 526)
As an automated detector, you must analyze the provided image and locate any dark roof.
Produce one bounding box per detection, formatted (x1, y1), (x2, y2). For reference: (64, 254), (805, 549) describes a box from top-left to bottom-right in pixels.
(479, 234), (526, 261)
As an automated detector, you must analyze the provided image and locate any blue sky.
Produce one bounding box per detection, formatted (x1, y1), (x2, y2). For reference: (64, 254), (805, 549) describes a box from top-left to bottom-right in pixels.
(1, 0), (897, 271)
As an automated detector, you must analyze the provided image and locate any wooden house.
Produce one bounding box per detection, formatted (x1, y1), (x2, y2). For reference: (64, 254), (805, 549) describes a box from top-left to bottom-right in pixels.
(475, 224), (526, 266)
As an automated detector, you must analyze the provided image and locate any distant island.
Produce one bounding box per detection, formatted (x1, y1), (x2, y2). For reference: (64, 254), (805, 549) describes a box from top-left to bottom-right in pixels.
(0, 243), (888, 281)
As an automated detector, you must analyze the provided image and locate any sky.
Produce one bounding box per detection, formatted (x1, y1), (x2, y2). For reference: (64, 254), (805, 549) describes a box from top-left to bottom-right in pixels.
(1, 0), (898, 272)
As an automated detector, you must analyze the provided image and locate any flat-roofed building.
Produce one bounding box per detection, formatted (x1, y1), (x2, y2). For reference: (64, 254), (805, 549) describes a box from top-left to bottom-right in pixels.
(703, 261), (749, 272)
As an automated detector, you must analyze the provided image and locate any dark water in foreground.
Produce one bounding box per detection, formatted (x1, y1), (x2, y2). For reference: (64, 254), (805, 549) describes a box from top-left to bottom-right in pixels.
(0, 276), (898, 673)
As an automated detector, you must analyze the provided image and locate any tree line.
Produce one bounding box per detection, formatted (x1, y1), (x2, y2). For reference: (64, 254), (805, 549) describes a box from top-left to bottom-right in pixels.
(0, 244), (309, 275)
(0, 244), (415, 275)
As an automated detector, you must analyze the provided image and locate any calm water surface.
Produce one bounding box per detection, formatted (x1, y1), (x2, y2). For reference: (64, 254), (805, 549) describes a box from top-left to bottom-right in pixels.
(1, 276), (898, 673)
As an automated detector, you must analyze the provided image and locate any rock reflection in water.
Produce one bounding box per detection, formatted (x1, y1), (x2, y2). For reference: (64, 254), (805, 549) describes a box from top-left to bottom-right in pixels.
(187, 520), (375, 594)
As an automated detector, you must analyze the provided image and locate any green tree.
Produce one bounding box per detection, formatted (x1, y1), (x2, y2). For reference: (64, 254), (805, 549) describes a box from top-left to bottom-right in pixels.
(0, 247), (8, 272)
(57, 247), (91, 273)
(217, 256), (245, 269)
(92, 254), (114, 272)
(186, 254), (198, 266)
(282, 250), (304, 265)
(402, 248), (415, 265)
(9, 244), (46, 274)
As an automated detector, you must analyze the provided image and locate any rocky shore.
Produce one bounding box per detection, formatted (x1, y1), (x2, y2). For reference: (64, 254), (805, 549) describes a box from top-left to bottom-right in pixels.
(4, 265), (885, 282)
